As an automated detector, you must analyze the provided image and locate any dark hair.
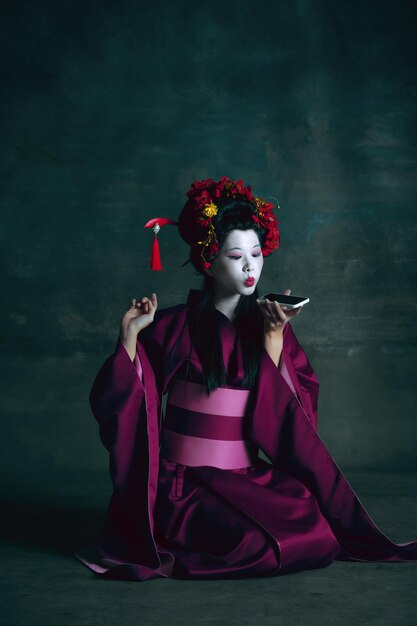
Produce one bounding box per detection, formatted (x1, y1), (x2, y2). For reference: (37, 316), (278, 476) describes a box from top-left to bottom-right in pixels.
(184, 199), (268, 395)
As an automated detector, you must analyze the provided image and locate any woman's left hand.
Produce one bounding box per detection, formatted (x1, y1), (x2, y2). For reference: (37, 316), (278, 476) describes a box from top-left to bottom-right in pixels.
(256, 289), (303, 335)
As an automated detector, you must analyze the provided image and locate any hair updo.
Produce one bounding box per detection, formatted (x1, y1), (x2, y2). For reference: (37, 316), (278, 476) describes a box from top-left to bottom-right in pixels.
(178, 198), (269, 275)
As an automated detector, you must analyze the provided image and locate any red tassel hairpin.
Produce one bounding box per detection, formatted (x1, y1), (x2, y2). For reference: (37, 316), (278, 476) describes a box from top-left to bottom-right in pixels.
(144, 217), (178, 271)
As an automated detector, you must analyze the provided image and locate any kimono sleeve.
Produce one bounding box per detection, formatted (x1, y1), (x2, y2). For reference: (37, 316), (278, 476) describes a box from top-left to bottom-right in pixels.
(84, 309), (177, 580)
(281, 322), (320, 430)
(89, 310), (168, 453)
(250, 324), (417, 564)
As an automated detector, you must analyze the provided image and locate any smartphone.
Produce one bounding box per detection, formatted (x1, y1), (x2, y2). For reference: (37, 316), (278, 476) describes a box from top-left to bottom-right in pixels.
(260, 293), (310, 309)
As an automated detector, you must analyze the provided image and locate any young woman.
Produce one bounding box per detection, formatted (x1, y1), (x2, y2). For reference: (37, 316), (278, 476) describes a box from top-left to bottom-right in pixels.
(75, 176), (417, 581)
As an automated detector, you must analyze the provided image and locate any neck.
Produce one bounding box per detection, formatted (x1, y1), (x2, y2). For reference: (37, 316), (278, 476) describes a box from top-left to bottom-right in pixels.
(211, 286), (241, 322)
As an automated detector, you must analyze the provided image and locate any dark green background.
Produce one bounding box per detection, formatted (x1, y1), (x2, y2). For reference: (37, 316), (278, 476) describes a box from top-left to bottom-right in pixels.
(2, 0), (417, 479)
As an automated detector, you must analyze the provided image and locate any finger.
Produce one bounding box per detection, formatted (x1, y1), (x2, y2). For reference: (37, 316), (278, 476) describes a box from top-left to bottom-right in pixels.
(269, 300), (283, 325)
(271, 300), (281, 317)
(265, 299), (278, 322)
(256, 299), (269, 319)
(283, 289), (291, 295)
(258, 299), (276, 324)
(137, 296), (153, 312)
(273, 301), (287, 322)
(273, 304), (285, 324)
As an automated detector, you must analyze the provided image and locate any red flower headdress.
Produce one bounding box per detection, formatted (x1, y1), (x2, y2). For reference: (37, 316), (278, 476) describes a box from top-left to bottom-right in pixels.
(144, 175), (280, 271)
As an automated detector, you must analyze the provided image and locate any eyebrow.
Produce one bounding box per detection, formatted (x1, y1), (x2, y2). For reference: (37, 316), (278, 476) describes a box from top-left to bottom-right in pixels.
(226, 244), (261, 252)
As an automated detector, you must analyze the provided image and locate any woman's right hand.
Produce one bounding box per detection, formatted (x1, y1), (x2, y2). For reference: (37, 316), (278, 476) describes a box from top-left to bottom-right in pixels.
(119, 292), (158, 340)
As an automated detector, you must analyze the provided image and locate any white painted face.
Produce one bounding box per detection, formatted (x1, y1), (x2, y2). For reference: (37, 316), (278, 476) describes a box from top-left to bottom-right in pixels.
(205, 229), (264, 297)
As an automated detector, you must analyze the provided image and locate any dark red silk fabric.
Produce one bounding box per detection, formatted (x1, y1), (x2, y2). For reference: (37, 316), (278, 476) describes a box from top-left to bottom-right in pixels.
(75, 289), (417, 581)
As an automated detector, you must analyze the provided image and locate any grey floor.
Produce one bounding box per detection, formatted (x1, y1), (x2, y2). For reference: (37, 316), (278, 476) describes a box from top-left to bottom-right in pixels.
(0, 469), (416, 626)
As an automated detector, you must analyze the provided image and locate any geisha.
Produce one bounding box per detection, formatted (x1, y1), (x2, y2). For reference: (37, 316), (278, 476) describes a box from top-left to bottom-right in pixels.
(75, 176), (417, 581)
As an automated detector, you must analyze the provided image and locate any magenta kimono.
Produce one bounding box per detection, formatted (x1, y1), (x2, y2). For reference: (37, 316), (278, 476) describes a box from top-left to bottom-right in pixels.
(75, 289), (417, 581)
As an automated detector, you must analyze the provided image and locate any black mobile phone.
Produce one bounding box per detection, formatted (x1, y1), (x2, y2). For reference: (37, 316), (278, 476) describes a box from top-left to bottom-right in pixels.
(260, 293), (310, 309)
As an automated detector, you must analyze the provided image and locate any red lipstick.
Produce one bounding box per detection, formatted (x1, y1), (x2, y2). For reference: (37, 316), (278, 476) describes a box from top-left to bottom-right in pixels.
(244, 277), (255, 286)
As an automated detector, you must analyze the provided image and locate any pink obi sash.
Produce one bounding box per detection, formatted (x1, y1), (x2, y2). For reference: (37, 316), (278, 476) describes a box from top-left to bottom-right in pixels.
(160, 379), (258, 469)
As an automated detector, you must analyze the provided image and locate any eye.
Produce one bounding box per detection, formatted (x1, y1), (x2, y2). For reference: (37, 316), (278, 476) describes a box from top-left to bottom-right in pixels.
(228, 253), (261, 260)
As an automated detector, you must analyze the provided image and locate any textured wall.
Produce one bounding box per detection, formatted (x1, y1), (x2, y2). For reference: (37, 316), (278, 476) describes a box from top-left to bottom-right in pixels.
(2, 0), (417, 474)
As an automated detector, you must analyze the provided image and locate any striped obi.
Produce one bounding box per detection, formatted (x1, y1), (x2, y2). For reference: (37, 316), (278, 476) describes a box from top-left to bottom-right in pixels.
(160, 378), (258, 469)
